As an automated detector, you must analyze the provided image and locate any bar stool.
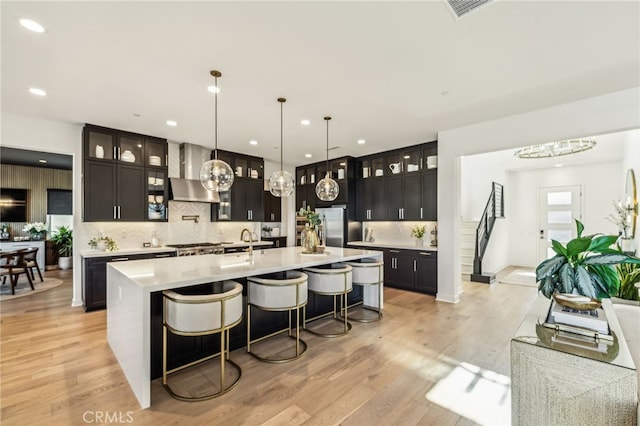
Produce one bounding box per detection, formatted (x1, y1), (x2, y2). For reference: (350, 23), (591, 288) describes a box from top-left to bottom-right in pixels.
(247, 271), (308, 363)
(162, 280), (243, 402)
(345, 258), (383, 322)
(304, 263), (353, 337)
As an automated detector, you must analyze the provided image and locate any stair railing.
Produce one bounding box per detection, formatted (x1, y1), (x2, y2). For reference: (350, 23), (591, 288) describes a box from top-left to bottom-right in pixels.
(473, 182), (504, 276)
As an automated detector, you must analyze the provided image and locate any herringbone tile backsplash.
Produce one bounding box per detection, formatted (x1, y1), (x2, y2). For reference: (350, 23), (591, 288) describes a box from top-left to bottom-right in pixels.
(78, 201), (261, 251)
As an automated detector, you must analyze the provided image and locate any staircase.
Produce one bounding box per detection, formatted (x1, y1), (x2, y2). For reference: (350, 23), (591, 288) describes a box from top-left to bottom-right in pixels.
(471, 182), (505, 284)
(460, 221), (477, 281)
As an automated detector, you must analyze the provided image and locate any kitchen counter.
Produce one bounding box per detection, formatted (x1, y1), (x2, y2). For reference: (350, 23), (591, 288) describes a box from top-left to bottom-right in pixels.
(106, 246), (383, 409)
(347, 241), (438, 252)
(81, 246), (177, 258)
(81, 241), (272, 258)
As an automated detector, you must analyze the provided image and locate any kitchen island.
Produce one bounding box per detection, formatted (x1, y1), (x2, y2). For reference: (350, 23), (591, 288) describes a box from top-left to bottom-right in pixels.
(106, 246), (383, 409)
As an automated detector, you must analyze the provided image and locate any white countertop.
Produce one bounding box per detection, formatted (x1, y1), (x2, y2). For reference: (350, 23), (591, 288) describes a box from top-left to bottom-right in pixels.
(81, 241), (273, 258)
(108, 246), (384, 292)
(347, 241), (438, 252)
(81, 247), (177, 258)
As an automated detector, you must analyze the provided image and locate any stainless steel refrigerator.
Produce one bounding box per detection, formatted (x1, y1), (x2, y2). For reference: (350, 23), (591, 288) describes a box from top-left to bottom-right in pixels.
(315, 206), (361, 247)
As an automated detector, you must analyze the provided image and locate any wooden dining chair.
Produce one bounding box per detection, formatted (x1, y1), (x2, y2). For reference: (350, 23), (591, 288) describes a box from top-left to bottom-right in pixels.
(0, 251), (35, 295)
(21, 247), (43, 282)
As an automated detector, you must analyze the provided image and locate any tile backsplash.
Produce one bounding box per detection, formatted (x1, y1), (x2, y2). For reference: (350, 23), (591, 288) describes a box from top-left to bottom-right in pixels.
(360, 221), (438, 246)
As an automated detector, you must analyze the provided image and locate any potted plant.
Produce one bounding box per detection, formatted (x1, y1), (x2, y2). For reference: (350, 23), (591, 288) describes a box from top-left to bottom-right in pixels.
(22, 222), (47, 240)
(615, 261), (640, 302)
(262, 225), (273, 237)
(51, 226), (73, 270)
(411, 225), (426, 246)
(88, 235), (118, 252)
(536, 219), (640, 300)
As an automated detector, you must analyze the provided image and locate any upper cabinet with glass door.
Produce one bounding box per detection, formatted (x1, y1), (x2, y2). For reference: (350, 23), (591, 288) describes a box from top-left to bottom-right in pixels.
(84, 124), (164, 168)
(358, 153), (386, 179)
(145, 137), (168, 168)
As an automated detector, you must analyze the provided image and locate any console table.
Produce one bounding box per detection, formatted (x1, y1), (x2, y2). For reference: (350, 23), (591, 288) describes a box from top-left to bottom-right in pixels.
(511, 296), (637, 425)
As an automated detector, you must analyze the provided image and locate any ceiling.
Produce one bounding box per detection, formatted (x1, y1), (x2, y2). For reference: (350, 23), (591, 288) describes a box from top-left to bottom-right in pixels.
(2, 1), (638, 167)
(0, 147), (73, 170)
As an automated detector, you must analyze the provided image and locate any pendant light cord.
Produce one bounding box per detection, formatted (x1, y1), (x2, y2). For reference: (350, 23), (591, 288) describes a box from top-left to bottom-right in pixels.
(324, 116), (331, 174)
(210, 70), (222, 160)
(280, 100), (284, 169)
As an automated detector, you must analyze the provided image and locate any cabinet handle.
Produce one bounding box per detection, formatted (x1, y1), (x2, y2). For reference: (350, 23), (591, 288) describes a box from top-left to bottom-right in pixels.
(271, 213), (274, 221)
(117, 146), (121, 159)
(155, 254), (172, 258)
(165, 154), (168, 166)
(113, 146), (117, 160)
(113, 206), (117, 219)
(118, 205), (121, 219)
(420, 207), (423, 219)
(390, 250), (400, 253)
(111, 257), (129, 262)
(419, 252), (432, 256)
(414, 259), (417, 272)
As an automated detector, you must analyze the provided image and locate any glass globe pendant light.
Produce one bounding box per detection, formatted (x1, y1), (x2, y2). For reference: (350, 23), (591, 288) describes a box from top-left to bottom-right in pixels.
(200, 70), (234, 192)
(268, 97), (295, 197)
(316, 116), (339, 201)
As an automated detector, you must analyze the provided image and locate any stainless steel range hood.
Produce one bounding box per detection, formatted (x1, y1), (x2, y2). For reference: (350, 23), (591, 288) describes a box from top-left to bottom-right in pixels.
(169, 143), (220, 203)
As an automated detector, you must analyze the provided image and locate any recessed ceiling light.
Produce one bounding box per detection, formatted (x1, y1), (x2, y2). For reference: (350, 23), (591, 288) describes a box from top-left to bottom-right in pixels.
(305, 153), (312, 158)
(441, 90), (450, 96)
(403, 155), (410, 159)
(38, 159), (47, 164)
(207, 85), (220, 93)
(28, 87), (47, 96)
(133, 113), (141, 117)
(166, 120), (177, 127)
(249, 140), (258, 145)
(20, 18), (45, 33)
(301, 119), (311, 126)
(555, 163), (563, 168)
(357, 139), (366, 145)
(339, 162), (346, 166)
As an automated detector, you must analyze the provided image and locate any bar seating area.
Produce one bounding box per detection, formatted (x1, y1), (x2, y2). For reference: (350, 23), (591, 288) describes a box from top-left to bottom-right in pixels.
(345, 258), (384, 322)
(161, 281), (244, 402)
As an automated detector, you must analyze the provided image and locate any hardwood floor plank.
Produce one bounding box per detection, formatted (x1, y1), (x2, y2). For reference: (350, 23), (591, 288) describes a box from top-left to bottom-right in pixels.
(0, 269), (538, 425)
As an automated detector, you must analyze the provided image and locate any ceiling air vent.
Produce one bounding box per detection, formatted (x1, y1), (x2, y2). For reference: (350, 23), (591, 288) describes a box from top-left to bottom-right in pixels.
(444, 0), (493, 19)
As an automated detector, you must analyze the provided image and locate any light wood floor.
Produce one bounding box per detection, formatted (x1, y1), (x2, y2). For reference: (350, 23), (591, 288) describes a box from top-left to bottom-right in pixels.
(1, 269), (538, 425)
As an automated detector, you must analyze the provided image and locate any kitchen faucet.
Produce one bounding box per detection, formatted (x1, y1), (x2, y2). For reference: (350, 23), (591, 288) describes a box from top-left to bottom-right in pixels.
(240, 228), (253, 257)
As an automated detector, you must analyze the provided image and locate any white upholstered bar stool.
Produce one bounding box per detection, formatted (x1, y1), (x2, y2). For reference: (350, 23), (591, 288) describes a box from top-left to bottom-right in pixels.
(162, 281), (243, 402)
(345, 258), (383, 322)
(303, 263), (353, 337)
(247, 271), (308, 363)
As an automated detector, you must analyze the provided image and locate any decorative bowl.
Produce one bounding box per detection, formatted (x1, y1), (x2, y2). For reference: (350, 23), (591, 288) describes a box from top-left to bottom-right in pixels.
(553, 293), (602, 311)
(314, 246), (325, 254)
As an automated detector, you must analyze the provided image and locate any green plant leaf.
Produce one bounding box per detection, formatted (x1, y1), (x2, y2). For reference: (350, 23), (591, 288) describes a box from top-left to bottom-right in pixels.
(574, 265), (596, 298)
(575, 219), (584, 238)
(589, 272), (610, 297)
(557, 263), (574, 294)
(583, 254), (630, 265)
(550, 240), (567, 256)
(566, 238), (591, 258)
(538, 276), (555, 299)
(536, 255), (566, 281)
(587, 235), (618, 252)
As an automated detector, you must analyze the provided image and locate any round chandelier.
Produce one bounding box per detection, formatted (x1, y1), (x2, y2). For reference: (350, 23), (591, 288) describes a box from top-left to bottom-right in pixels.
(514, 137), (597, 159)
(316, 116), (339, 202)
(200, 70), (234, 192)
(268, 98), (295, 197)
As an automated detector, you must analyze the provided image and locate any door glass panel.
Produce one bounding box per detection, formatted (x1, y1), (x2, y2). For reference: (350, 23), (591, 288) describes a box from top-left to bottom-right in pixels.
(548, 229), (572, 243)
(249, 159), (263, 180)
(88, 130), (114, 160)
(371, 157), (385, 177)
(235, 158), (248, 178)
(147, 171), (166, 220)
(332, 160), (347, 180)
(146, 141), (166, 167)
(547, 191), (572, 206)
(547, 211), (572, 224)
(216, 191), (231, 220)
(118, 136), (144, 166)
(360, 159), (372, 179)
(403, 148), (421, 173)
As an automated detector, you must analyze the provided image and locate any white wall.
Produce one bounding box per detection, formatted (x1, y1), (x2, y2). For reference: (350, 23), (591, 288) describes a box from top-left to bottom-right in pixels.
(438, 87), (640, 303)
(621, 130), (640, 253)
(508, 161), (622, 268)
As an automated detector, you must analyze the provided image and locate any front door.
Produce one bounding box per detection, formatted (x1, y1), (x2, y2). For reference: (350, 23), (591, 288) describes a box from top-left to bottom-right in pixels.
(538, 185), (582, 263)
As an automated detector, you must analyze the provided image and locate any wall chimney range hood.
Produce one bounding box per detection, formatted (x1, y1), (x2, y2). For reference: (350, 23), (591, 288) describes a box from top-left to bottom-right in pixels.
(169, 143), (220, 203)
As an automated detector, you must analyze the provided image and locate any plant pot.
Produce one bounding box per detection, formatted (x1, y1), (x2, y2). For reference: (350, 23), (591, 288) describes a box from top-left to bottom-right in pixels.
(58, 256), (73, 270)
(415, 238), (424, 247)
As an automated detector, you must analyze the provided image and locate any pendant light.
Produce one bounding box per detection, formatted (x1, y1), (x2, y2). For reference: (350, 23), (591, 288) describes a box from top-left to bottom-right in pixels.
(200, 70), (234, 192)
(316, 116), (339, 201)
(268, 97), (295, 197)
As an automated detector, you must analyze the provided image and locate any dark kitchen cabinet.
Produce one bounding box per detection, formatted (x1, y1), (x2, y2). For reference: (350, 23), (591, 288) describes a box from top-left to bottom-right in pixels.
(414, 250), (437, 295)
(295, 157), (356, 215)
(421, 170), (437, 221)
(262, 236), (287, 248)
(380, 247), (437, 295)
(82, 250), (176, 311)
(263, 191), (282, 222)
(356, 178), (385, 221)
(83, 124), (168, 222)
(296, 184), (316, 211)
(84, 161), (145, 221)
(211, 150), (264, 222)
(385, 174), (422, 220)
